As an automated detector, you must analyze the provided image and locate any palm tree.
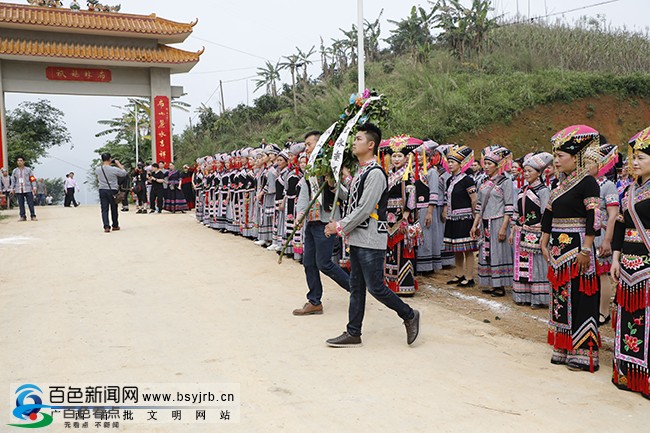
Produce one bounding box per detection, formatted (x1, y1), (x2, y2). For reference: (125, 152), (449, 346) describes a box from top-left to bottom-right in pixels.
(254, 61), (282, 97)
(279, 54), (300, 114)
(296, 45), (316, 83)
(364, 10), (383, 62)
(386, 5), (436, 60)
(338, 26), (358, 65)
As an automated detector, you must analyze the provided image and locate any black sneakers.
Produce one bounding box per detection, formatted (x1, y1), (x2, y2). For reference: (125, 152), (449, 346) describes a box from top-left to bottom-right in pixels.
(326, 332), (362, 348)
(404, 310), (420, 345)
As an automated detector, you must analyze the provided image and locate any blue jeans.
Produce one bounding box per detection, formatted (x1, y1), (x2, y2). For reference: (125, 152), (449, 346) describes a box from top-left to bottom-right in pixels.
(99, 189), (119, 229)
(303, 221), (350, 305)
(347, 246), (414, 337)
(16, 192), (36, 219)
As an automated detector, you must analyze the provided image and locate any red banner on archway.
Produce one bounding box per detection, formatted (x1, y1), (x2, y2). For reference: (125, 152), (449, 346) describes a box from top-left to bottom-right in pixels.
(154, 96), (171, 165)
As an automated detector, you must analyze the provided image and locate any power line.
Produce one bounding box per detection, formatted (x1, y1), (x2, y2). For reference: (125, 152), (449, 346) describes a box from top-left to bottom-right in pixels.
(223, 75), (257, 84)
(45, 155), (91, 172)
(502, 0), (623, 25)
(190, 35), (271, 62)
(189, 66), (257, 75)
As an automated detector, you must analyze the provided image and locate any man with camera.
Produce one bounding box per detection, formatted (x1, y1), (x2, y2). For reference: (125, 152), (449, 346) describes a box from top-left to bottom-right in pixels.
(95, 153), (127, 233)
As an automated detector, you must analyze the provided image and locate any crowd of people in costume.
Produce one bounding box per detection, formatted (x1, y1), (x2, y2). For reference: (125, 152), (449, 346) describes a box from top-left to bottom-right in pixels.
(189, 123), (650, 400)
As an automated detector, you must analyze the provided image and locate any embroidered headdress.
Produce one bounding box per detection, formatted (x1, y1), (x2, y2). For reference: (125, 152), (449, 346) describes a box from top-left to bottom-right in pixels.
(585, 143), (619, 177)
(523, 152), (553, 173)
(447, 144), (474, 174)
(481, 144), (513, 175)
(629, 126), (650, 156)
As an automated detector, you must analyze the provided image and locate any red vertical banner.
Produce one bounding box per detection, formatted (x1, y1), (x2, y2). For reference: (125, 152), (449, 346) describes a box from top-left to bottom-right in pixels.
(154, 96), (172, 165)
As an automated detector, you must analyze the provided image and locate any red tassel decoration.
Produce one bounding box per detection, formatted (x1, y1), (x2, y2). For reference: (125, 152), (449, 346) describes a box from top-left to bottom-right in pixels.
(414, 155), (420, 181)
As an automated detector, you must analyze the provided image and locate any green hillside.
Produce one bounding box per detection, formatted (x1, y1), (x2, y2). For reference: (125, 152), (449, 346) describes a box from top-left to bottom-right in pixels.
(174, 3), (650, 162)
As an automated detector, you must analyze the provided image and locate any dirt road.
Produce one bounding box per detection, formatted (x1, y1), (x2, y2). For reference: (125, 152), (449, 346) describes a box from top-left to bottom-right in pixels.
(0, 205), (646, 432)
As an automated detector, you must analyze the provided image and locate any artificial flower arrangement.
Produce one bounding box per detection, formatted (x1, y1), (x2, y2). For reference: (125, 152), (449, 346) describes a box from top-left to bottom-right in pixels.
(306, 89), (390, 180)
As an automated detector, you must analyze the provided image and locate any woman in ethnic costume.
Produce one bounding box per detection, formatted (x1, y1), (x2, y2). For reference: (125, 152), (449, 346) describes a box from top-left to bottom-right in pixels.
(610, 126), (650, 399)
(271, 150), (290, 251)
(227, 152), (241, 234)
(192, 158), (205, 222)
(442, 146), (478, 287)
(541, 125), (602, 372)
(510, 152), (553, 308)
(163, 163), (189, 213)
(282, 143), (305, 259)
(380, 135), (421, 295)
(214, 155), (232, 232)
(436, 145), (456, 269)
(471, 145), (515, 297)
(253, 149), (271, 247)
(201, 158), (215, 226)
(412, 140), (443, 275)
(257, 145), (278, 247)
(443, 145), (478, 288)
(180, 164), (195, 210)
(292, 152), (309, 263)
(242, 151), (258, 239)
(585, 144), (620, 326)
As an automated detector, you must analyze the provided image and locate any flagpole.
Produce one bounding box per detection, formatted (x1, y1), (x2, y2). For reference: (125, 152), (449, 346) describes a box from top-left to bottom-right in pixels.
(357, 0), (365, 93)
(134, 103), (139, 164)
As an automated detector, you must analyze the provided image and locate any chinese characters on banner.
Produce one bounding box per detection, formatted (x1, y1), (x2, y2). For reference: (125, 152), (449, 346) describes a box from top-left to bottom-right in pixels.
(45, 67), (112, 83)
(154, 96), (172, 165)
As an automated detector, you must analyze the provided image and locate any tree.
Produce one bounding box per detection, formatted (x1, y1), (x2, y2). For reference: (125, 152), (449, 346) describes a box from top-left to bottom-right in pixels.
(6, 100), (71, 170)
(386, 5), (436, 60)
(44, 177), (65, 204)
(434, 0), (496, 61)
(254, 61), (282, 97)
(364, 10), (384, 62)
(279, 54), (300, 115)
(93, 97), (189, 169)
(296, 45), (316, 83)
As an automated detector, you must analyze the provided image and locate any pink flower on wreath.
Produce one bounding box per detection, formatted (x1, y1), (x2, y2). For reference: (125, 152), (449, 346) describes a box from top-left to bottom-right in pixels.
(525, 233), (538, 243)
(387, 212), (397, 224)
(621, 255), (645, 271)
(625, 334), (641, 353)
(551, 246), (561, 257)
(362, 88), (371, 99)
(634, 317), (644, 326)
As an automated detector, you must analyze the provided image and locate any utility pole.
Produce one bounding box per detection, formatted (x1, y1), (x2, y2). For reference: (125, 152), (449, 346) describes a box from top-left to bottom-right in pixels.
(357, 0), (365, 93)
(219, 80), (226, 114)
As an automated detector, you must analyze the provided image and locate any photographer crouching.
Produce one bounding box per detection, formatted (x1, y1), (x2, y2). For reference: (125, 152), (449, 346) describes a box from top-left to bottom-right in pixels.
(95, 153), (127, 233)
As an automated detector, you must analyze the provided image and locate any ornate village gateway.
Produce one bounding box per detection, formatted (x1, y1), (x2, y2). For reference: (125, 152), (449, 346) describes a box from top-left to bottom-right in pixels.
(0, 2), (202, 169)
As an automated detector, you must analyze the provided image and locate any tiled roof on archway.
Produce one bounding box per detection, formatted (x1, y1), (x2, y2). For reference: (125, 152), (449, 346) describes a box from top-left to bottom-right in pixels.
(0, 36), (203, 72)
(0, 3), (197, 43)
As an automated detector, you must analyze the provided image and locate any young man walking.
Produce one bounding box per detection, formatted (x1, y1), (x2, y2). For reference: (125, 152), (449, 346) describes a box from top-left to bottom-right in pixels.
(324, 123), (420, 347)
(292, 130), (351, 316)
